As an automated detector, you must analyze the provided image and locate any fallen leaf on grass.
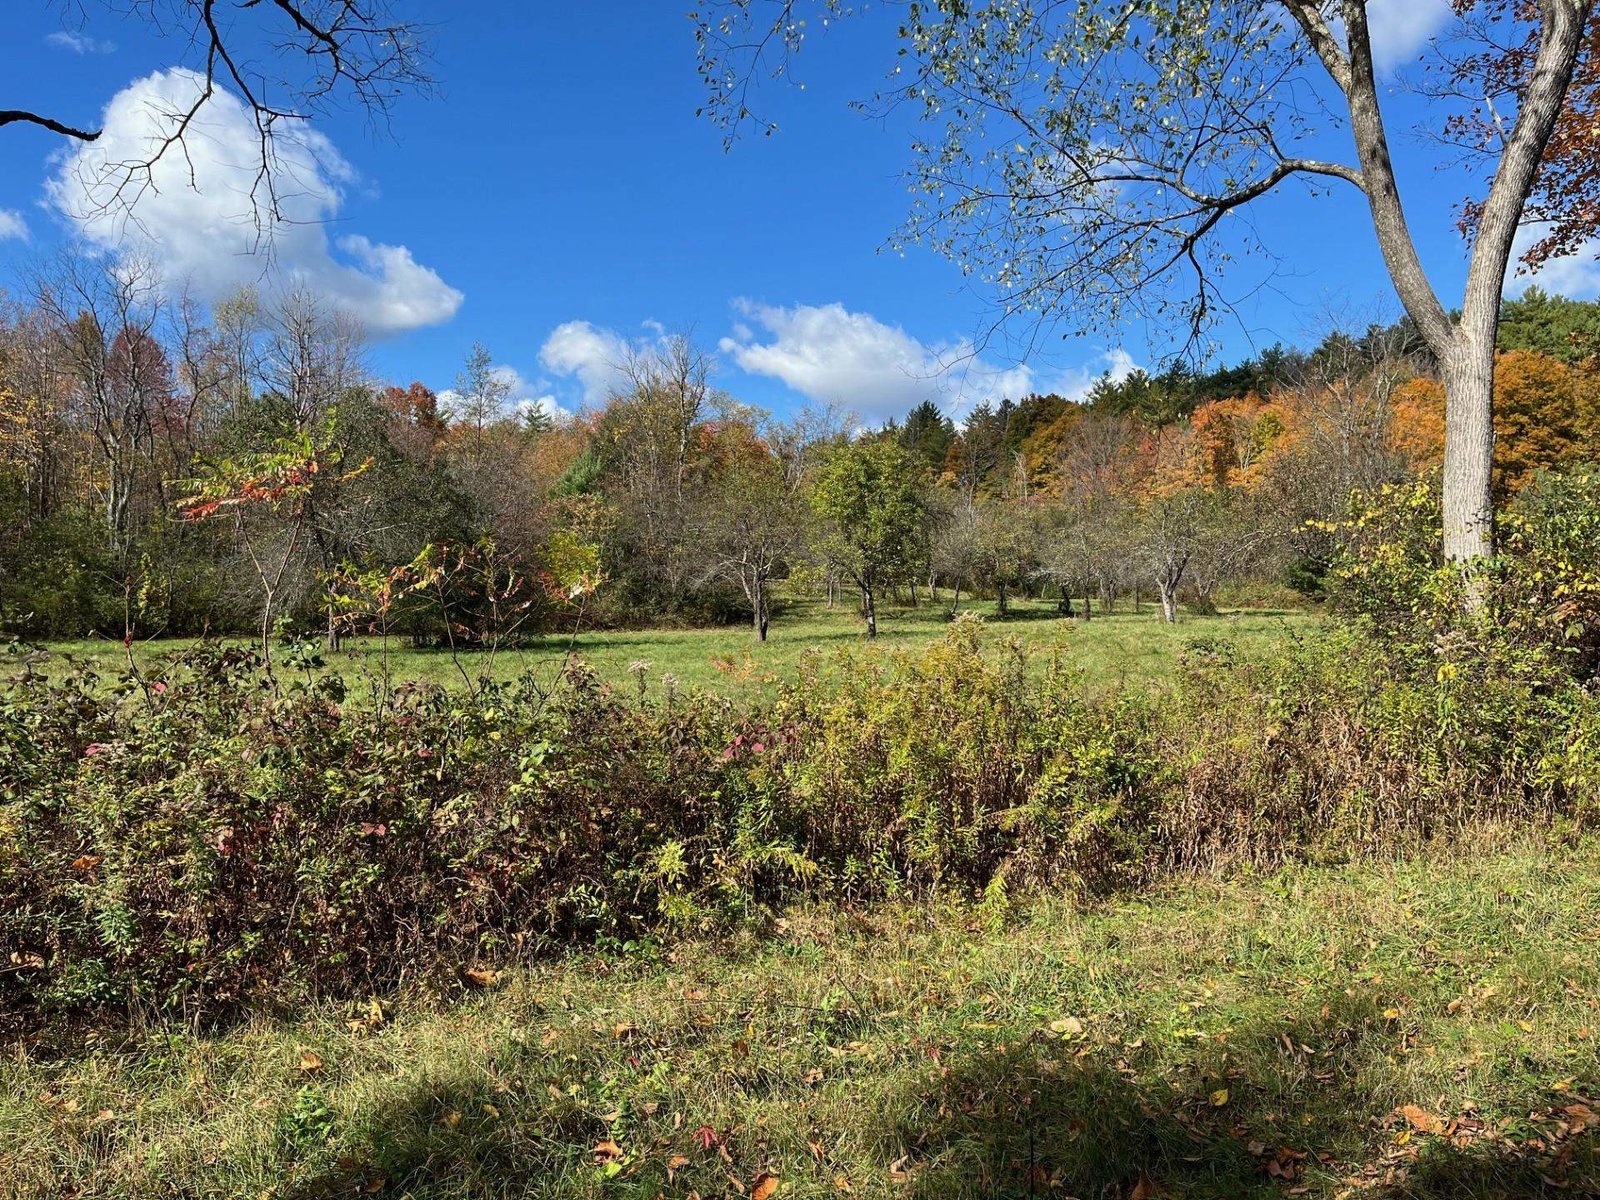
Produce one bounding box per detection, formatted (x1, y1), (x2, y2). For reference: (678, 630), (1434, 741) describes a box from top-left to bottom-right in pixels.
(1397, 1104), (1444, 1134)
(297, 1051), (324, 1072)
(461, 966), (500, 989)
(593, 1139), (624, 1163)
(751, 1172), (780, 1200)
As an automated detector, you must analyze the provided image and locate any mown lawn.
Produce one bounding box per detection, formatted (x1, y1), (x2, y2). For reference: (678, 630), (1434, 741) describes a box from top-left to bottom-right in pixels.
(12, 596), (1314, 697)
(3, 842), (1595, 1199)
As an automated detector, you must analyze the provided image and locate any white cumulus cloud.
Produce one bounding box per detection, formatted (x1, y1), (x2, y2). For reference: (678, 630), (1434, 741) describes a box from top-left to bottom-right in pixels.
(538, 320), (637, 405)
(718, 300), (1131, 424)
(46, 67), (462, 337)
(0, 210), (29, 242)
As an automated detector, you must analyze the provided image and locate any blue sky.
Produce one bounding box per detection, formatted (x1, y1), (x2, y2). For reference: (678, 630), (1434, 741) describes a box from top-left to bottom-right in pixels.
(3, 1), (1595, 426)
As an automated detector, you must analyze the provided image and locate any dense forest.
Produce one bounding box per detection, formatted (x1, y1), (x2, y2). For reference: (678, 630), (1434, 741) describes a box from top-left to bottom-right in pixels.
(5, 264), (1600, 644)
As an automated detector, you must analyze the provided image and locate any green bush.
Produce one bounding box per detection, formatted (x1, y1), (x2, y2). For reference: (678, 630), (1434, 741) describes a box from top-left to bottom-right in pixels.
(1325, 470), (1600, 683)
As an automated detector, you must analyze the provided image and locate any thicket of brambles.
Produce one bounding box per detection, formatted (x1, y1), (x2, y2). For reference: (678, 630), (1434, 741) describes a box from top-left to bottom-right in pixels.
(8, 253), (1600, 646)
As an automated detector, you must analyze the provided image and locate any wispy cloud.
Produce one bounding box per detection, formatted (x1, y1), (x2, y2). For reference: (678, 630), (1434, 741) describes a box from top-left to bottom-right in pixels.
(46, 30), (116, 55)
(0, 210), (29, 242)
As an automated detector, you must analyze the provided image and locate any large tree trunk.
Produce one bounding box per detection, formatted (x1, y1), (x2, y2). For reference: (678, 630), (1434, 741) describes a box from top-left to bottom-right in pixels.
(1441, 330), (1497, 563)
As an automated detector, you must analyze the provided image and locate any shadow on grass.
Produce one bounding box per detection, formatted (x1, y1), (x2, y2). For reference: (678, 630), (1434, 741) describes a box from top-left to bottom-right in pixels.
(896, 995), (1595, 1200)
(279, 982), (1595, 1200)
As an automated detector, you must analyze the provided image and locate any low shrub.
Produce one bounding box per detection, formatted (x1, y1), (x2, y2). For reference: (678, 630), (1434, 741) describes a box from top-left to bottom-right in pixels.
(3, 607), (1596, 1034)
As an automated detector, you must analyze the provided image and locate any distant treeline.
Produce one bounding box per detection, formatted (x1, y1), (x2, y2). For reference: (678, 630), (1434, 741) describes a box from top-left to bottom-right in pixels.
(5, 263), (1600, 642)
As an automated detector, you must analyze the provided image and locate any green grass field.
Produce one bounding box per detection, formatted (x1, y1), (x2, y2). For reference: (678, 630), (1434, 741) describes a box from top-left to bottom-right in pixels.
(13, 595), (1315, 698)
(4, 840), (1595, 1199)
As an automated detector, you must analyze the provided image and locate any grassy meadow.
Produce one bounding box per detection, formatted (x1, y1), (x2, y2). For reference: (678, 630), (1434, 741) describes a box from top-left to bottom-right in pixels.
(3, 842), (1595, 1199)
(12, 594), (1314, 698)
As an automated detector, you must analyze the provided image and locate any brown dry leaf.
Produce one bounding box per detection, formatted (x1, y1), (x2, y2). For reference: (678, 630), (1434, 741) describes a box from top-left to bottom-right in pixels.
(1049, 1016), (1085, 1036)
(1397, 1104), (1444, 1134)
(668, 1155), (690, 1171)
(593, 1139), (624, 1163)
(440, 1110), (462, 1130)
(834, 1176), (853, 1193)
(461, 966), (501, 989)
(297, 1051), (324, 1073)
(613, 1022), (639, 1039)
(804, 1068), (824, 1086)
(362, 1177), (387, 1194)
(70, 855), (103, 872)
(751, 1172), (780, 1200)
(1130, 1175), (1158, 1200)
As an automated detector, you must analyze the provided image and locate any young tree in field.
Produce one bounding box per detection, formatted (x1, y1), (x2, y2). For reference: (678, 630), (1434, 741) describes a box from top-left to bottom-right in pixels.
(697, 426), (809, 641)
(1134, 485), (1209, 625)
(591, 333), (721, 607)
(929, 489), (980, 616)
(810, 438), (925, 638)
(175, 421), (368, 662)
(697, 0), (1598, 573)
(972, 497), (1039, 617)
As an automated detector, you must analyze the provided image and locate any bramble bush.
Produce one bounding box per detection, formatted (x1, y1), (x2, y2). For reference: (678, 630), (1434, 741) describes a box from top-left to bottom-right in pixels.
(3, 589), (1598, 1034)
